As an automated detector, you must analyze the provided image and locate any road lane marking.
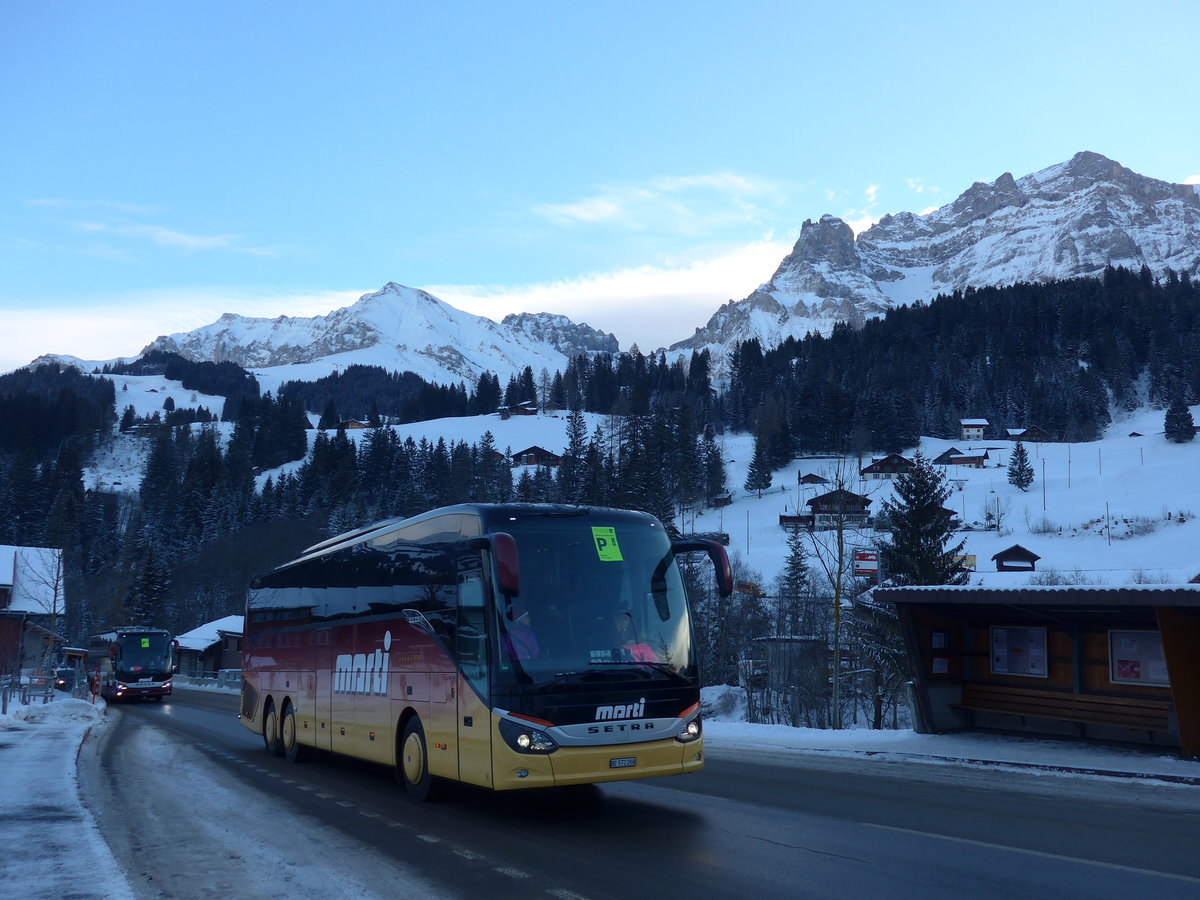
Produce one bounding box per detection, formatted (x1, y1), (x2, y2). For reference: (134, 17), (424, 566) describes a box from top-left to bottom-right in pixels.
(863, 823), (1200, 885)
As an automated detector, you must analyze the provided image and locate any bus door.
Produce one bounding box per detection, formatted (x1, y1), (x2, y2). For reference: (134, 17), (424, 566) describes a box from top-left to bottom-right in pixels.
(330, 621), (358, 756)
(311, 626), (333, 752)
(455, 554), (492, 788)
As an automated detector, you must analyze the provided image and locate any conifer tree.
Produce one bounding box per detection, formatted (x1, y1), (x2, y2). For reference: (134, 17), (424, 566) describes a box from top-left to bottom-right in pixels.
(743, 435), (772, 497)
(1007, 440), (1035, 491)
(555, 409), (588, 504)
(878, 452), (968, 586)
(1164, 396), (1196, 443)
(702, 425), (727, 505)
(317, 398), (339, 431)
(773, 528), (814, 637)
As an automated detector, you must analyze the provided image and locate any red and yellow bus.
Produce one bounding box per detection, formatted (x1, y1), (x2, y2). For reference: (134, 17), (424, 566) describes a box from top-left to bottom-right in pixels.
(239, 503), (732, 798)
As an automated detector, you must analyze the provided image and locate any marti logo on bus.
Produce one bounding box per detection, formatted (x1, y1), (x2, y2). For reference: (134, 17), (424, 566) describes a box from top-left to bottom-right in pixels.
(335, 634), (652, 717)
(334, 631), (392, 696)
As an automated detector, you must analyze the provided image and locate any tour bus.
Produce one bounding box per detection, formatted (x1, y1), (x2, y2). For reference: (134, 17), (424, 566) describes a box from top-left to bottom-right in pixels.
(87, 626), (176, 701)
(239, 503), (732, 798)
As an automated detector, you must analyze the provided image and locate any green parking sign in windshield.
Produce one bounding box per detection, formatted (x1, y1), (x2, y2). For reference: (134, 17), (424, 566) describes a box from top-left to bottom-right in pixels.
(592, 526), (623, 561)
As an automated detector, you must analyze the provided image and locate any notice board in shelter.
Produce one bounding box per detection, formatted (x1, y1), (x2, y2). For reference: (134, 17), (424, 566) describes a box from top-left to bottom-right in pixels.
(990, 625), (1047, 677)
(1108, 630), (1169, 686)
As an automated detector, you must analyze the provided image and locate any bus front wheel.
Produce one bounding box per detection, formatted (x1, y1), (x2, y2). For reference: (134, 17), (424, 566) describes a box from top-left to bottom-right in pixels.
(281, 703), (307, 763)
(262, 700), (284, 757)
(398, 718), (437, 801)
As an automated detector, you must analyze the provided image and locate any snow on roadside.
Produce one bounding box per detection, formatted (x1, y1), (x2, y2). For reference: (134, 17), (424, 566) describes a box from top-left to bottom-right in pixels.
(0, 697), (133, 900)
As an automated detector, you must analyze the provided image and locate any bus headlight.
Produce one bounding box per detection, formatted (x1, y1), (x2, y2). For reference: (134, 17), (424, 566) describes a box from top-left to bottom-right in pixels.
(675, 717), (702, 744)
(499, 718), (558, 754)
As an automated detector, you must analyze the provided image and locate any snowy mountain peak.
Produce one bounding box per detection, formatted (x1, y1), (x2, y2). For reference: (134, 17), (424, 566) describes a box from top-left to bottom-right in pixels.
(670, 152), (1200, 361)
(140, 283), (606, 387)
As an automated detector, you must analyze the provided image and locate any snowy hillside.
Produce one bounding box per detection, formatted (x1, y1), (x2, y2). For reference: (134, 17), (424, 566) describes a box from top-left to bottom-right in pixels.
(81, 378), (1200, 591)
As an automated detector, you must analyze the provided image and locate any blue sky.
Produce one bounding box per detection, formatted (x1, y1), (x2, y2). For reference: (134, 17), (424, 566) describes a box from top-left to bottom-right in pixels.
(2, 1), (1198, 373)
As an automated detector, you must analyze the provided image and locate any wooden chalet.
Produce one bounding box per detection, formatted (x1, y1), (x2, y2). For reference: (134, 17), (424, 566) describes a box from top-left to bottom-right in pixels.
(960, 418), (989, 441)
(992, 544), (1041, 572)
(798, 472), (829, 486)
(511, 446), (562, 468)
(1006, 425), (1053, 442)
(806, 489), (872, 529)
(498, 400), (539, 418)
(175, 614), (244, 677)
(779, 513), (813, 530)
(1, 544), (65, 673)
(943, 450), (990, 469)
(860, 453), (915, 480)
(932, 447), (964, 465)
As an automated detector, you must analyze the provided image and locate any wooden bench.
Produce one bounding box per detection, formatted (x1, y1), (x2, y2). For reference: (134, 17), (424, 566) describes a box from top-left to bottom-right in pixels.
(956, 683), (1171, 732)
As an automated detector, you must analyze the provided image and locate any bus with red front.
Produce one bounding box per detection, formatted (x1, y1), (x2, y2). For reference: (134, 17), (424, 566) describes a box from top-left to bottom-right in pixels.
(239, 503), (732, 798)
(87, 626), (176, 701)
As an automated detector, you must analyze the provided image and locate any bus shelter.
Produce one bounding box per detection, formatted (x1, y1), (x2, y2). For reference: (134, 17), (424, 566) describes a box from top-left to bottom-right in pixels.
(873, 584), (1200, 757)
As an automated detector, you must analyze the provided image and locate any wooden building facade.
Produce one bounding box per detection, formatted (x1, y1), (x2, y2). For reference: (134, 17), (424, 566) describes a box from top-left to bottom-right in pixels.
(875, 584), (1200, 757)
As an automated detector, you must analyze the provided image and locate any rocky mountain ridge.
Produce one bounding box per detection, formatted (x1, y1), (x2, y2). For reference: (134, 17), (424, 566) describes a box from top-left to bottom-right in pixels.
(56, 152), (1200, 387)
(671, 151), (1200, 356)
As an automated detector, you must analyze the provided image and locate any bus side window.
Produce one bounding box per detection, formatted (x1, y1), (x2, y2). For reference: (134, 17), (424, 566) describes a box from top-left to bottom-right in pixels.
(456, 567), (488, 696)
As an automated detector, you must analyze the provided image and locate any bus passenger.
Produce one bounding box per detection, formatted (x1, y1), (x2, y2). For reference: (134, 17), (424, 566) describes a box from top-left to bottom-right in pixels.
(503, 604), (540, 661)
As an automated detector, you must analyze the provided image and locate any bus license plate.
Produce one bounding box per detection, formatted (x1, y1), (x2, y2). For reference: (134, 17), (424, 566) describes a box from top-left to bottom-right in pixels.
(610, 757), (637, 769)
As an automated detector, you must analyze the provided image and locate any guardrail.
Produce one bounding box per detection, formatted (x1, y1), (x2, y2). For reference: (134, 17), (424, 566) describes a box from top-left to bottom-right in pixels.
(175, 669), (242, 690)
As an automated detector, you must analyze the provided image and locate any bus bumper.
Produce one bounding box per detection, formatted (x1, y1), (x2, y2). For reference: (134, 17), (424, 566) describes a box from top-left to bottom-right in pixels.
(111, 682), (172, 701)
(492, 735), (704, 791)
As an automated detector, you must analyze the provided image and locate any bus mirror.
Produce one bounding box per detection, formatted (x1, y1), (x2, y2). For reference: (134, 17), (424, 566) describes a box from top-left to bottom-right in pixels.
(491, 532), (521, 597)
(671, 539), (734, 598)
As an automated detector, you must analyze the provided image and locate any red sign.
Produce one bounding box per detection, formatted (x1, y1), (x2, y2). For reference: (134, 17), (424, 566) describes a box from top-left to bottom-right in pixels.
(853, 550), (878, 576)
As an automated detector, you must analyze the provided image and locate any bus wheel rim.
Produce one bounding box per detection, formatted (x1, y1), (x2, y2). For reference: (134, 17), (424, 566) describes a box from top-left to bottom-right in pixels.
(403, 732), (425, 784)
(282, 711), (294, 750)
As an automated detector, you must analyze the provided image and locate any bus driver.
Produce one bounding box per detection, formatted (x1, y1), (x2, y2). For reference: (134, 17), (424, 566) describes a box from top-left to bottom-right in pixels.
(503, 604), (540, 661)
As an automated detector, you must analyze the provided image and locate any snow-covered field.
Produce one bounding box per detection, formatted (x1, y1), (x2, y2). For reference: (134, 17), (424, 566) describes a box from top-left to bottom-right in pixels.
(86, 366), (1200, 592)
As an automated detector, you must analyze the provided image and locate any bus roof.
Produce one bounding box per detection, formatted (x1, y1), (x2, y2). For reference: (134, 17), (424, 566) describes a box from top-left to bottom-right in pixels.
(259, 503), (664, 581)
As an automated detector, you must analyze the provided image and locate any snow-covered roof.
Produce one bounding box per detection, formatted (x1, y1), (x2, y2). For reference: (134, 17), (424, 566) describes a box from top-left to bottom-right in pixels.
(0, 545), (63, 614)
(960, 418), (989, 426)
(175, 614), (244, 652)
(876, 584), (1200, 606)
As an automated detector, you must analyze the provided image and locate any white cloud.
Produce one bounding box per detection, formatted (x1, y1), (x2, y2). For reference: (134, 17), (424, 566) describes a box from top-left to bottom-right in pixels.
(0, 288), (363, 374)
(532, 172), (784, 237)
(1185, 174), (1200, 185)
(72, 222), (276, 255)
(0, 238), (788, 373)
(427, 239), (790, 351)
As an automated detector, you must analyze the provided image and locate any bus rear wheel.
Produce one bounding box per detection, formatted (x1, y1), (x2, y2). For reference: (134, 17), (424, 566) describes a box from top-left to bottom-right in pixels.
(281, 703), (307, 763)
(262, 700), (284, 757)
(398, 718), (437, 801)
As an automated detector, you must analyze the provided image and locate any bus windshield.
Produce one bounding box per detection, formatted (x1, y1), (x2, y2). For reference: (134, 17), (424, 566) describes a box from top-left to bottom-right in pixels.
(492, 516), (694, 688)
(114, 633), (173, 675)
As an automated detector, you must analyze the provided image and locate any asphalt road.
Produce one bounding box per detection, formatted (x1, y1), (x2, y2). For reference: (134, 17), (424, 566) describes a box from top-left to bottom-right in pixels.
(81, 688), (1200, 900)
